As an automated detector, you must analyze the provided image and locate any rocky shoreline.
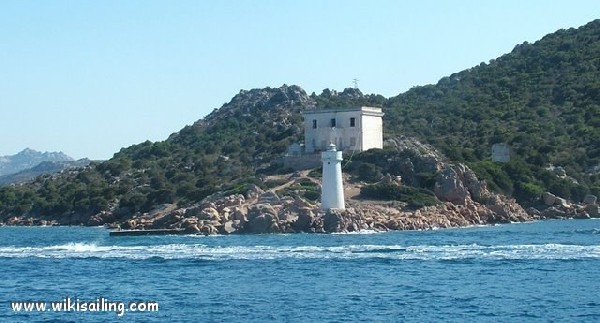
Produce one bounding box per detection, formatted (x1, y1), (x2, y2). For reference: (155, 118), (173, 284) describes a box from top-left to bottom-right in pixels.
(2, 162), (598, 234)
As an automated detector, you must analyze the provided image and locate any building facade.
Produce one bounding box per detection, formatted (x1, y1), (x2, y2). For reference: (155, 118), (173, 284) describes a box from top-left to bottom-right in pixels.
(302, 107), (384, 153)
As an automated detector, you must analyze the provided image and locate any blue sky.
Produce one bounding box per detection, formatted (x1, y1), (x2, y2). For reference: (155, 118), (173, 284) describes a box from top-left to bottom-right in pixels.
(1, 0), (598, 160)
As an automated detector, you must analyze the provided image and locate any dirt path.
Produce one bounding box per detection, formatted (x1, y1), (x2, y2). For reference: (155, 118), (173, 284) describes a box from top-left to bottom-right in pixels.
(264, 170), (313, 193)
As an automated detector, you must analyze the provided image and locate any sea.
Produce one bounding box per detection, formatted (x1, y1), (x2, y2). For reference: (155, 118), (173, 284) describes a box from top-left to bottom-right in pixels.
(1, 219), (600, 322)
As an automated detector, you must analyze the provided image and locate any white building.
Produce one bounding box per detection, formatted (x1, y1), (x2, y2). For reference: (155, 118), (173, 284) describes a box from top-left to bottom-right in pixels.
(302, 107), (384, 153)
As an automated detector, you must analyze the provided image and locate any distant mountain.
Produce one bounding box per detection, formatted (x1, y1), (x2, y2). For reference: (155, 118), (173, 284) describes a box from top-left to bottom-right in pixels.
(0, 148), (74, 177)
(0, 159), (91, 186)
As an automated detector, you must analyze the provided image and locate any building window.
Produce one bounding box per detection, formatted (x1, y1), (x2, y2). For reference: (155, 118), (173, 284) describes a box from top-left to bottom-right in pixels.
(312, 119), (317, 129)
(350, 117), (356, 127)
(350, 137), (356, 147)
(330, 118), (336, 127)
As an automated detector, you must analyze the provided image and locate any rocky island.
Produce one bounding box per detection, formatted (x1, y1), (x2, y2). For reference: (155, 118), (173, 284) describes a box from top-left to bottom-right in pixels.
(3, 137), (597, 234)
(2, 20), (600, 232)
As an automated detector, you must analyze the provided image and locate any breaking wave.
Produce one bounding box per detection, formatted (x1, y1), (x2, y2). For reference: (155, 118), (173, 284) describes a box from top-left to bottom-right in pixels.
(1, 242), (599, 261)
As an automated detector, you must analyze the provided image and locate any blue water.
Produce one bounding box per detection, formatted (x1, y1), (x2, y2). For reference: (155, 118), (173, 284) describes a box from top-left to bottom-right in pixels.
(2, 220), (600, 322)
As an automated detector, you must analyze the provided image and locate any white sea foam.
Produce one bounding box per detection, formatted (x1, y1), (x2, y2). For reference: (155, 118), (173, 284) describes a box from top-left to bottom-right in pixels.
(331, 230), (383, 235)
(1, 242), (599, 261)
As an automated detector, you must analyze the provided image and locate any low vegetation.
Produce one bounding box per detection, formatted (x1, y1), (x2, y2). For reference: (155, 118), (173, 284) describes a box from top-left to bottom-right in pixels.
(2, 20), (600, 219)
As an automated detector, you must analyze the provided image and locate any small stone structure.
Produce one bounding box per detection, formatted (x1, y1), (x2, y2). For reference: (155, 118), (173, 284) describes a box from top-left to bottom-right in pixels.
(492, 143), (510, 162)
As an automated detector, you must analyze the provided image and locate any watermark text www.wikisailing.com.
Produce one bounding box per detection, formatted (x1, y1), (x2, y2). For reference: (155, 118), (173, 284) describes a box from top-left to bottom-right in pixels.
(10, 296), (158, 317)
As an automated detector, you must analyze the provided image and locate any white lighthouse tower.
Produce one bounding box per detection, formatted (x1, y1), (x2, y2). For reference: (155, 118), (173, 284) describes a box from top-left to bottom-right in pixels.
(321, 144), (345, 210)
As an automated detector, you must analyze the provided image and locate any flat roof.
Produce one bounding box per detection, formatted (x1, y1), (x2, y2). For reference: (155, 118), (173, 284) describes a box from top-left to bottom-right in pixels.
(302, 106), (383, 116)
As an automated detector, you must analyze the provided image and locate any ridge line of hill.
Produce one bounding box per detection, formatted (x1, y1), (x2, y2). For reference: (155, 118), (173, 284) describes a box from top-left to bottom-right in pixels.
(1, 19), (600, 230)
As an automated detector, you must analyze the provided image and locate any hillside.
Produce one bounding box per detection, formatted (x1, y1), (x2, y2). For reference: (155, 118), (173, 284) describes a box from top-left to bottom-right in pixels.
(385, 19), (600, 203)
(1, 19), (600, 224)
(0, 86), (382, 219)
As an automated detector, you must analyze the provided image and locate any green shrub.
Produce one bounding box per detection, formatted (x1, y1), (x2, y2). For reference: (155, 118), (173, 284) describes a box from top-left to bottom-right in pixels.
(308, 167), (322, 179)
(514, 181), (544, 204)
(357, 162), (383, 182)
(469, 161), (513, 194)
(302, 190), (320, 202)
(263, 178), (289, 189)
(360, 183), (438, 208)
